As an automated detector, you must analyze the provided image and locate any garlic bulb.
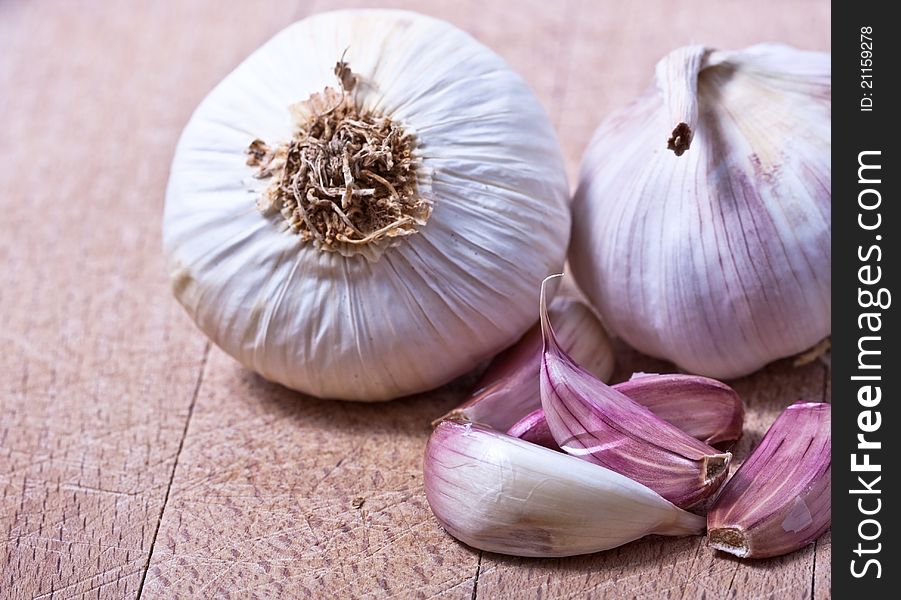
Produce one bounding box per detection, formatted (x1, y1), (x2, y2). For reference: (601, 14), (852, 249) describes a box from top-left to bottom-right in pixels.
(163, 10), (570, 400)
(571, 44), (830, 379)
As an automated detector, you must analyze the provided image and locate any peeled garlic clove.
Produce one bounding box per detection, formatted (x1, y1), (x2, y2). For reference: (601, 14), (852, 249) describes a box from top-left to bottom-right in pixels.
(424, 420), (705, 557)
(509, 373), (743, 449)
(708, 402), (830, 558)
(164, 10), (571, 401)
(440, 294), (614, 429)
(539, 277), (731, 508)
(571, 44), (830, 379)
(616, 374), (744, 448)
(506, 408), (556, 449)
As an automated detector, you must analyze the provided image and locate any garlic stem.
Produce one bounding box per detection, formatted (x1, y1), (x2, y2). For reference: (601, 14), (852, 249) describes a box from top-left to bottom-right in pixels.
(250, 82), (430, 251)
(655, 45), (708, 155)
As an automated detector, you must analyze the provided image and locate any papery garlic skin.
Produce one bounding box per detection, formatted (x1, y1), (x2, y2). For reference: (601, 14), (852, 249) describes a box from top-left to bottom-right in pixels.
(163, 10), (570, 400)
(571, 44), (830, 379)
(424, 421), (705, 557)
(442, 294), (613, 429)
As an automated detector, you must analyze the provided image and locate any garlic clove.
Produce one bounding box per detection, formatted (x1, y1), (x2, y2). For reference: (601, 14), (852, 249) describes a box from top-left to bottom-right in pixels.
(707, 402), (830, 558)
(615, 374), (744, 448)
(509, 373), (743, 450)
(437, 293), (614, 429)
(506, 408), (556, 449)
(571, 44), (830, 380)
(424, 420), (706, 557)
(539, 276), (731, 508)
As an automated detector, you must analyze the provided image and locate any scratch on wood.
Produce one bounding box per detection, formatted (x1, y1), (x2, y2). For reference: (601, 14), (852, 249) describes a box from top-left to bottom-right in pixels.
(308, 456), (348, 495)
(58, 483), (142, 497)
(677, 539), (704, 600)
(32, 565), (144, 599)
(359, 519), (433, 558)
(135, 342), (210, 598)
(724, 560), (740, 597)
(194, 558), (241, 597)
(303, 514), (320, 546)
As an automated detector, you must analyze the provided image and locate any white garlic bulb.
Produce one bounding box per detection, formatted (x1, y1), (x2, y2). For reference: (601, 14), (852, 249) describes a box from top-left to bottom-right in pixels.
(571, 44), (830, 379)
(164, 10), (570, 400)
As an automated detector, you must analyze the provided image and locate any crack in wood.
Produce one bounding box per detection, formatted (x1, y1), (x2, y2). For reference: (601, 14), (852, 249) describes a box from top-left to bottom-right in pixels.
(810, 539), (817, 599)
(135, 342), (210, 598)
(470, 551), (483, 600)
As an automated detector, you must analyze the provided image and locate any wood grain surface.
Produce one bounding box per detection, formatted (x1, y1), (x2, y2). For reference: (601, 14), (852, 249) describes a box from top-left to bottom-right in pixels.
(0, 0), (831, 598)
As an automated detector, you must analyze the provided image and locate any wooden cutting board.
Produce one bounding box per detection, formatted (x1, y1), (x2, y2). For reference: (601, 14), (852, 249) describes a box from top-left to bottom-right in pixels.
(0, 0), (830, 597)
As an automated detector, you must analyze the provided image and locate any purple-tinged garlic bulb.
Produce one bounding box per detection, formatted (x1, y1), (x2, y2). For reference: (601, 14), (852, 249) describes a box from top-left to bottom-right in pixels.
(571, 44), (830, 379)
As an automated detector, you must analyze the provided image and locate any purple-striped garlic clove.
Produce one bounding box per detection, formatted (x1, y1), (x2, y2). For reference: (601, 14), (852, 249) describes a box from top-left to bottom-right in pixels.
(506, 408), (557, 449)
(508, 373), (744, 450)
(708, 401), (831, 558)
(435, 294), (614, 430)
(616, 373), (743, 448)
(539, 275), (731, 509)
